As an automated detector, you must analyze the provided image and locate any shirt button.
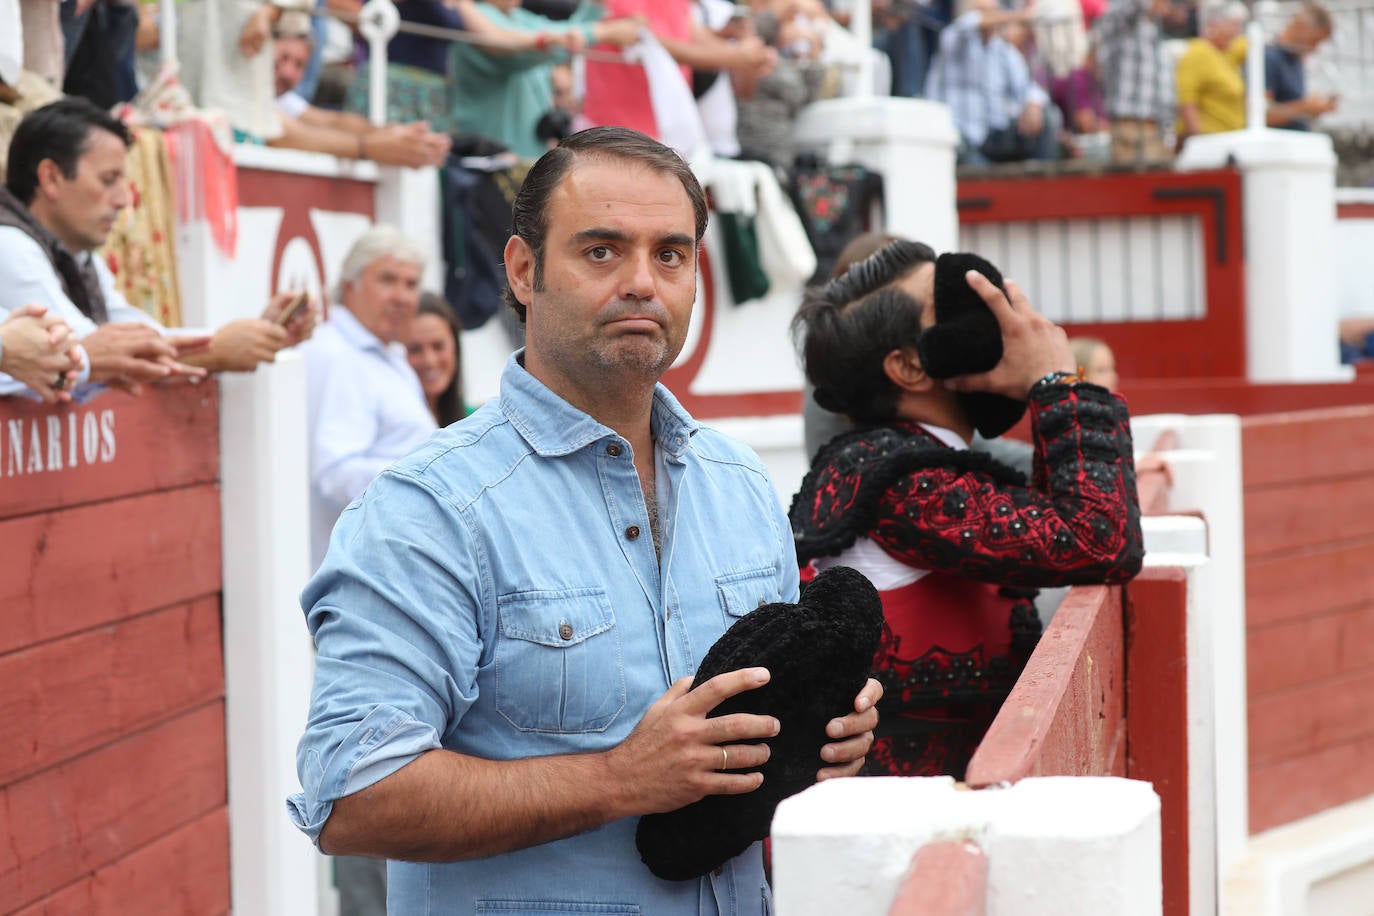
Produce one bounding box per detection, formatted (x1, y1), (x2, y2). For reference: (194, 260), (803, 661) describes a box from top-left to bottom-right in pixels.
(606, 443), (622, 457)
(625, 525), (641, 540)
(558, 623), (574, 640)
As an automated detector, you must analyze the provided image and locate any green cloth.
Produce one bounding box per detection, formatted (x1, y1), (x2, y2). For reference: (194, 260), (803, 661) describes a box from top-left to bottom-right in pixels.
(448, 2), (602, 158)
(345, 61), (457, 135)
(715, 211), (770, 305)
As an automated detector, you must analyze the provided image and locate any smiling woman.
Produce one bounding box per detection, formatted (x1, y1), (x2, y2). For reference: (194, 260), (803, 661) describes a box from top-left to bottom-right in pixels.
(407, 292), (465, 427)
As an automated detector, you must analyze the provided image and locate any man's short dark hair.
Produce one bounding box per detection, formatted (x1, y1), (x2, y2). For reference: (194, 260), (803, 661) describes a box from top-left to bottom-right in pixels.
(5, 97), (133, 205)
(791, 240), (938, 423)
(503, 127), (709, 322)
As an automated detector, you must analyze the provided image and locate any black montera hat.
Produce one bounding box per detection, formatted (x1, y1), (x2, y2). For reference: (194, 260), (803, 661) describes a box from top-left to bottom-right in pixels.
(918, 252), (1028, 439)
(635, 566), (883, 881)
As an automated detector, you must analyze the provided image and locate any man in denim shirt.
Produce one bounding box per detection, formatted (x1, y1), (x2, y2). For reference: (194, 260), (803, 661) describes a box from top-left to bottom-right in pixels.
(288, 127), (882, 915)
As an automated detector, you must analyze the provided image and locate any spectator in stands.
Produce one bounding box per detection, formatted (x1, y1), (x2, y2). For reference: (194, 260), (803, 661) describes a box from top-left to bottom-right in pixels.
(1266, 1), (1336, 132)
(0, 303), (82, 401)
(871, 0), (947, 98)
(272, 12), (452, 167)
(582, 0), (776, 142)
(1050, 43), (1108, 136)
(790, 239), (1144, 779)
(1070, 335), (1119, 389)
(0, 98), (317, 399)
(1175, 2), (1247, 141)
(446, 0), (643, 159)
(925, 0), (1061, 165)
(735, 4), (828, 176)
(301, 224), (435, 570)
(340, 0), (576, 134)
(406, 291), (466, 426)
(174, 0), (312, 142)
(1096, 0), (1174, 163)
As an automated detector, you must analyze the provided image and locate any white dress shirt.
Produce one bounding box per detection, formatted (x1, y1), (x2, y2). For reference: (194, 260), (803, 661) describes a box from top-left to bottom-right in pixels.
(0, 226), (160, 397)
(301, 305), (437, 570)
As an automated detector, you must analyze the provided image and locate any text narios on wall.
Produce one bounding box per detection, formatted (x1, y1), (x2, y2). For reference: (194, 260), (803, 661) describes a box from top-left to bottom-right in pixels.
(5, 409), (117, 476)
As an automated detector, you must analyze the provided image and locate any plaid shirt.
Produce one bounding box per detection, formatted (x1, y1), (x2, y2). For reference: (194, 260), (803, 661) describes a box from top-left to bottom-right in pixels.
(926, 11), (1050, 147)
(1096, 0), (1175, 121)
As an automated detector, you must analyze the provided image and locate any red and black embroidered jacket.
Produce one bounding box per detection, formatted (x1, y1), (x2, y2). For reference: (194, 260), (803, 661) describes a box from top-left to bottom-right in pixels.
(788, 381), (1144, 776)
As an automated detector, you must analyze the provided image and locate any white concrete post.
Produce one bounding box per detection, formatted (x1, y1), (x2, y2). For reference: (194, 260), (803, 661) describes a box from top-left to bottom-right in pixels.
(793, 98), (961, 252)
(219, 353), (321, 916)
(772, 776), (1162, 916)
(1131, 413), (1249, 914)
(1176, 131), (1346, 382)
(374, 164), (444, 292)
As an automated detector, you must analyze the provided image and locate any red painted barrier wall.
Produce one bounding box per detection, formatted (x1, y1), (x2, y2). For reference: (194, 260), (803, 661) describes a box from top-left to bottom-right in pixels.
(1242, 405), (1374, 834)
(0, 385), (228, 914)
(964, 572), (1192, 916)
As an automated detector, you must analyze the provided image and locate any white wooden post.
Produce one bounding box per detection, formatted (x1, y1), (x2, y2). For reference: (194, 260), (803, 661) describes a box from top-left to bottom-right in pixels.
(219, 353), (321, 916)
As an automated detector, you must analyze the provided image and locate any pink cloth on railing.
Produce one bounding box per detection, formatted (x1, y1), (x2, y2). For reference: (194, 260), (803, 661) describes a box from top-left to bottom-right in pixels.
(163, 120), (239, 259)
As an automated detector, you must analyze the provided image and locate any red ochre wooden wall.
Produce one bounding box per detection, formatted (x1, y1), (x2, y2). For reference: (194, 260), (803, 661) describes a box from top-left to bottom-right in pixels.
(0, 384), (228, 915)
(1242, 404), (1374, 834)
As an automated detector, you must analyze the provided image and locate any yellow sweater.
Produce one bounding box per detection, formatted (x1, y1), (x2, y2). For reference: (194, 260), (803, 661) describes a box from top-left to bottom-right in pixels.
(1176, 37), (1248, 135)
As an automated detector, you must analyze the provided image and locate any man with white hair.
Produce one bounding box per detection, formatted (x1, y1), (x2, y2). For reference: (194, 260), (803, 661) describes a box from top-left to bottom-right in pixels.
(302, 224), (437, 575)
(1175, 2), (1248, 140)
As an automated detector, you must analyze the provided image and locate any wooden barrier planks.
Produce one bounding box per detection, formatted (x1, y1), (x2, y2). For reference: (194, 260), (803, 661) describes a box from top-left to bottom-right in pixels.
(0, 484), (223, 656)
(1125, 568), (1192, 916)
(11, 808), (230, 916)
(1243, 405), (1374, 833)
(0, 388), (227, 914)
(0, 598), (224, 786)
(1248, 603), (1374, 699)
(0, 703), (227, 913)
(965, 586), (1125, 787)
(0, 385), (219, 519)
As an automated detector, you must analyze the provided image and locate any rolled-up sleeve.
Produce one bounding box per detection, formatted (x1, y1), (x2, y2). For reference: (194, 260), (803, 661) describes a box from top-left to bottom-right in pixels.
(286, 466), (487, 844)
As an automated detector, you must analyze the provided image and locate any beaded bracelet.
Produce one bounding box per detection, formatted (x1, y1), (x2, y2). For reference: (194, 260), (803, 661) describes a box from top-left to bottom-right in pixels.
(1030, 368), (1083, 393)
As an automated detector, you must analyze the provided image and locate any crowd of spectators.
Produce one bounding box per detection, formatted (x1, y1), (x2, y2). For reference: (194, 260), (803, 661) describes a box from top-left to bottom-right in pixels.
(0, 0), (1345, 183)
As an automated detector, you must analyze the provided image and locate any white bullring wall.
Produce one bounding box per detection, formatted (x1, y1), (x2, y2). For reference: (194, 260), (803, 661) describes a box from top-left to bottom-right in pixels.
(771, 776), (1162, 916)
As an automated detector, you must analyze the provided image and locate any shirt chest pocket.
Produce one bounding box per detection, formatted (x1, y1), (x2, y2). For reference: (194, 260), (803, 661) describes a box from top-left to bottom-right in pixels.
(494, 587), (627, 734)
(716, 566), (782, 625)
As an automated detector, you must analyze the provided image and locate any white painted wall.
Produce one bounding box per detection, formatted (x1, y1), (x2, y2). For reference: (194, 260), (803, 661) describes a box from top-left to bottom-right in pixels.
(772, 776), (1162, 916)
(1332, 189), (1374, 320)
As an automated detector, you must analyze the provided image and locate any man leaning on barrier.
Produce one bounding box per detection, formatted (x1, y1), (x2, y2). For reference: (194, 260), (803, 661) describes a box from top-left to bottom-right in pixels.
(287, 126), (881, 915)
(0, 98), (318, 400)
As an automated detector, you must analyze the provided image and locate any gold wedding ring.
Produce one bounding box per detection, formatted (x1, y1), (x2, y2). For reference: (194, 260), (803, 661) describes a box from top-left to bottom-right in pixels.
(720, 747), (728, 771)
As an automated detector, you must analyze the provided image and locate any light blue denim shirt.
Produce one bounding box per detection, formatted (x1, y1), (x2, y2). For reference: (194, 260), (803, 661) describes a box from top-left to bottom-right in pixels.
(288, 352), (800, 915)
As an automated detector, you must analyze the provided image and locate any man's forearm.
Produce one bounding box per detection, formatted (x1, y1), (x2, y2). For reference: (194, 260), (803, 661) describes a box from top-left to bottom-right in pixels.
(321, 747), (637, 861)
(300, 106), (376, 134)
